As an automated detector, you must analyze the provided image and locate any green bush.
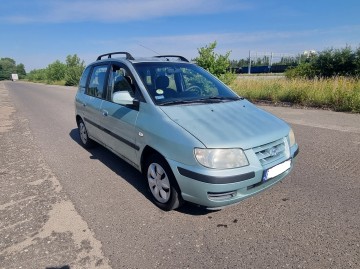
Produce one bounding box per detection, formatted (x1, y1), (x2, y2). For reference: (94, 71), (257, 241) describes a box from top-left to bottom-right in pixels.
(194, 41), (236, 84)
(27, 69), (47, 82)
(285, 62), (316, 79)
(26, 54), (85, 86)
(65, 54), (85, 86)
(46, 60), (66, 82)
(285, 46), (360, 79)
(218, 72), (237, 85)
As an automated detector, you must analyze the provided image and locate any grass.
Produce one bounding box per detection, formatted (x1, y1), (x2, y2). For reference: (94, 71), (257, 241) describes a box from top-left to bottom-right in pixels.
(23, 78), (67, 86)
(21, 75), (360, 113)
(230, 77), (360, 113)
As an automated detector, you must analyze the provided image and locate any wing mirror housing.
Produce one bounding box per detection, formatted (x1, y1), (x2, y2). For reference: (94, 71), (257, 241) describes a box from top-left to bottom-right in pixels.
(112, 91), (139, 109)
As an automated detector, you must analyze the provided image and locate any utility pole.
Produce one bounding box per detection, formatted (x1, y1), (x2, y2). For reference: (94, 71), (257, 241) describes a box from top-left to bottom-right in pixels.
(269, 52), (273, 73)
(248, 50), (251, 74)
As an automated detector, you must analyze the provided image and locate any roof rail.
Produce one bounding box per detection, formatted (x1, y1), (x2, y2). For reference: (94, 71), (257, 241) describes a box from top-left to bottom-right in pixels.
(96, 52), (135, 61)
(153, 55), (189, 62)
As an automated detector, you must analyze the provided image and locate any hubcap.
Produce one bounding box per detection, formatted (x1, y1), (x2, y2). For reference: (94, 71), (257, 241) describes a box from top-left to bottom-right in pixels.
(147, 163), (171, 203)
(79, 122), (88, 144)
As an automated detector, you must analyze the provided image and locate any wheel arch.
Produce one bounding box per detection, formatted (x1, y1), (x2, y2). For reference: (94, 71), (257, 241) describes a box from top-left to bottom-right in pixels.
(140, 146), (160, 175)
(141, 145), (184, 210)
(140, 145), (182, 191)
(76, 115), (83, 127)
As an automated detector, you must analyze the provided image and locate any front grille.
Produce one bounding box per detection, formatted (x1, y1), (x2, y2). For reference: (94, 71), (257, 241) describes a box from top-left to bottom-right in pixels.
(253, 138), (288, 166)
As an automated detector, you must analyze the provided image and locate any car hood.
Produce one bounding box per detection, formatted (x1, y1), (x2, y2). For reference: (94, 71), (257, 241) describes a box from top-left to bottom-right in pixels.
(160, 100), (289, 149)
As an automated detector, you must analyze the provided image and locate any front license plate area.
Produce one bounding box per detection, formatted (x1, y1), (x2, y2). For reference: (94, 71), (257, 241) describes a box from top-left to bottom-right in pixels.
(263, 159), (291, 182)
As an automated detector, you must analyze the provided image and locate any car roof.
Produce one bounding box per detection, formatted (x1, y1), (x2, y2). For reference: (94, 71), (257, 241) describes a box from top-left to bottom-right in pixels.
(95, 52), (190, 64)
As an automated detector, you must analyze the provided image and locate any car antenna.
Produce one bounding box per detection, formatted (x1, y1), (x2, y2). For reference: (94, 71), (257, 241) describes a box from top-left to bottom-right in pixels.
(138, 44), (161, 55)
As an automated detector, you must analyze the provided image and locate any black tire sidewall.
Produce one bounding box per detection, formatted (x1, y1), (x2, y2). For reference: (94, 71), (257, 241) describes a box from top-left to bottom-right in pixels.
(78, 119), (94, 148)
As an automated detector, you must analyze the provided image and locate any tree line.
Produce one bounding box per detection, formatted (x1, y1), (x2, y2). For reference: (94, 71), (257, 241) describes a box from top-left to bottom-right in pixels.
(285, 46), (360, 79)
(0, 58), (26, 80)
(0, 54), (85, 86)
(230, 56), (299, 68)
(196, 43), (360, 80)
(2, 44), (359, 87)
(27, 54), (85, 86)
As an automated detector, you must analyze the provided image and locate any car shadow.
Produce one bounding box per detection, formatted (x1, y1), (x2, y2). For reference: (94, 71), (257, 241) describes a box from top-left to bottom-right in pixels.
(69, 128), (211, 216)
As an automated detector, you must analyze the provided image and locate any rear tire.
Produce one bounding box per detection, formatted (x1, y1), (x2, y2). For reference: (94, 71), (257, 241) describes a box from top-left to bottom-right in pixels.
(78, 119), (95, 148)
(145, 154), (183, 211)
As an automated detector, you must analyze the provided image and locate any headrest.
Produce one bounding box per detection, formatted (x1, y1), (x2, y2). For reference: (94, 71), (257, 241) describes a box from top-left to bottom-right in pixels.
(156, 76), (169, 89)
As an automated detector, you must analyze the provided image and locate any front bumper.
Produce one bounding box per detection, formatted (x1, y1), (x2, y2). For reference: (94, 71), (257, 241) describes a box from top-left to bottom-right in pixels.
(168, 145), (299, 209)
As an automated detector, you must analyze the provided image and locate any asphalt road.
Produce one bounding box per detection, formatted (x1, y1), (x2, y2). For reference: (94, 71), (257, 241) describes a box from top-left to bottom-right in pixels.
(1, 81), (359, 269)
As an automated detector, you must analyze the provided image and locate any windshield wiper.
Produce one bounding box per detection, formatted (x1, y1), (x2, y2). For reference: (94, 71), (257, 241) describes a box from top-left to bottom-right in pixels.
(158, 96), (243, 106)
(194, 96), (243, 103)
(158, 99), (200, 106)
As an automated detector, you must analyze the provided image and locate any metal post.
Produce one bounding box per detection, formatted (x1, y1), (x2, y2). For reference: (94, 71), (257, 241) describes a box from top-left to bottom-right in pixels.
(248, 50), (251, 74)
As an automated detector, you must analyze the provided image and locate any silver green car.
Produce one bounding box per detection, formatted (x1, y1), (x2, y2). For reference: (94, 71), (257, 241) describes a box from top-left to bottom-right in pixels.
(75, 52), (299, 211)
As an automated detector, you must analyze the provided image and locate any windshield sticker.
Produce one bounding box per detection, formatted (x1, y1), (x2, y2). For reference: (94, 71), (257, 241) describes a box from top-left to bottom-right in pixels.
(155, 95), (165, 100)
(156, 89), (164, 94)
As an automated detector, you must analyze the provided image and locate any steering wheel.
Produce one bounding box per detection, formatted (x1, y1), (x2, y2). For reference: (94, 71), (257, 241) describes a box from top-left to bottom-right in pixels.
(184, 85), (203, 95)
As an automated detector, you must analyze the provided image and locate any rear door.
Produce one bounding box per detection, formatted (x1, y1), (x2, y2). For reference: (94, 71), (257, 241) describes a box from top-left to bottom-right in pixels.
(82, 64), (109, 142)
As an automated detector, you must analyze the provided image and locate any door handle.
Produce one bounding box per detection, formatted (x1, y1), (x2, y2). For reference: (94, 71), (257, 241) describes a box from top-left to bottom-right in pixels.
(82, 103), (87, 107)
(102, 110), (108, 116)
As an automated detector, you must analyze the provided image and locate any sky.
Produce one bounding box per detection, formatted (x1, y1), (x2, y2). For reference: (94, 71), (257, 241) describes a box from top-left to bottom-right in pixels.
(1, 0), (360, 72)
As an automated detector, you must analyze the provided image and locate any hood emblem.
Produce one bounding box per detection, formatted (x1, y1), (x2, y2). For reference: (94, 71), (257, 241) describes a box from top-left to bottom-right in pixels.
(269, 147), (278, 157)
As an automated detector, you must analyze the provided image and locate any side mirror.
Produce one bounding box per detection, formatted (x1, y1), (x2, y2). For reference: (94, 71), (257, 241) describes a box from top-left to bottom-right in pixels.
(112, 91), (139, 109)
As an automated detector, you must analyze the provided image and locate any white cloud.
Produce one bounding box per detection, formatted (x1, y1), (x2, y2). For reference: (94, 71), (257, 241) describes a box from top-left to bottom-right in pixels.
(9, 22), (360, 71)
(130, 25), (360, 59)
(2, 0), (250, 23)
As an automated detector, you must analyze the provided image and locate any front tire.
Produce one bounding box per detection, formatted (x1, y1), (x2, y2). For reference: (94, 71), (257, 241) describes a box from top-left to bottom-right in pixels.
(78, 119), (95, 148)
(145, 154), (183, 211)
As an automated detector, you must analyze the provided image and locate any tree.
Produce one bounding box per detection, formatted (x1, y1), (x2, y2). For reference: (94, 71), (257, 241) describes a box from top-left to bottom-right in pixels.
(317, 46), (355, 76)
(65, 54), (85, 86)
(274, 56), (298, 66)
(286, 45), (360, 79)
(0, 58), (17, 80)
(355, 46), (360, 76)
(46, 60), (66, 82)
(0, 58), (27, 80)
(16, 63), (26, 79)
(193, 41), (236, 84)
(24, 54), (85, 85)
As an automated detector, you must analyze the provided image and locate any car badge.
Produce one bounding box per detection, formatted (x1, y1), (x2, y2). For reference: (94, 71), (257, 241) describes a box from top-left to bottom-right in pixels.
(269, 147), (278, 157)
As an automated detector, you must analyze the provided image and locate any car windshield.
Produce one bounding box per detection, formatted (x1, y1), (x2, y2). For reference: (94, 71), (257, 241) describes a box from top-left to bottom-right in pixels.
(133, 62), (240, 105)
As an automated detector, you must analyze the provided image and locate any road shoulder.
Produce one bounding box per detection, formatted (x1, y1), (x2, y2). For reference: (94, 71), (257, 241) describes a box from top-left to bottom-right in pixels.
(0, 82), (111, 269)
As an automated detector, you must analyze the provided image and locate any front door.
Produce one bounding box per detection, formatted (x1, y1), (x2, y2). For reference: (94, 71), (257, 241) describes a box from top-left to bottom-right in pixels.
(99, 64), (140, 166)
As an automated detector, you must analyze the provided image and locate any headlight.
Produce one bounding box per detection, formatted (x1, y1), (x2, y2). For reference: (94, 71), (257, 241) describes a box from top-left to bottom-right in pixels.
(289, 128), (296, 147)
(194, 148), (249, 169)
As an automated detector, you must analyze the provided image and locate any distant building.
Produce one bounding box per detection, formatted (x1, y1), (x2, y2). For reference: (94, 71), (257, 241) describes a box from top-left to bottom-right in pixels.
(11, 74), (19, 81)
(303, 50), (317, 58)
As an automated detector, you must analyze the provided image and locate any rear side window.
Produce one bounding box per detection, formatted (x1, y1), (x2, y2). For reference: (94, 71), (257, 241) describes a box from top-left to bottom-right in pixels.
(79, 66), (91, 89)
(86, 65), (108, 98)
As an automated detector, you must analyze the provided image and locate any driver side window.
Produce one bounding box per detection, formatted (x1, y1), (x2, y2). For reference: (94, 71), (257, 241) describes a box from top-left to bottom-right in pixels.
(108, 65), (135, 101)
